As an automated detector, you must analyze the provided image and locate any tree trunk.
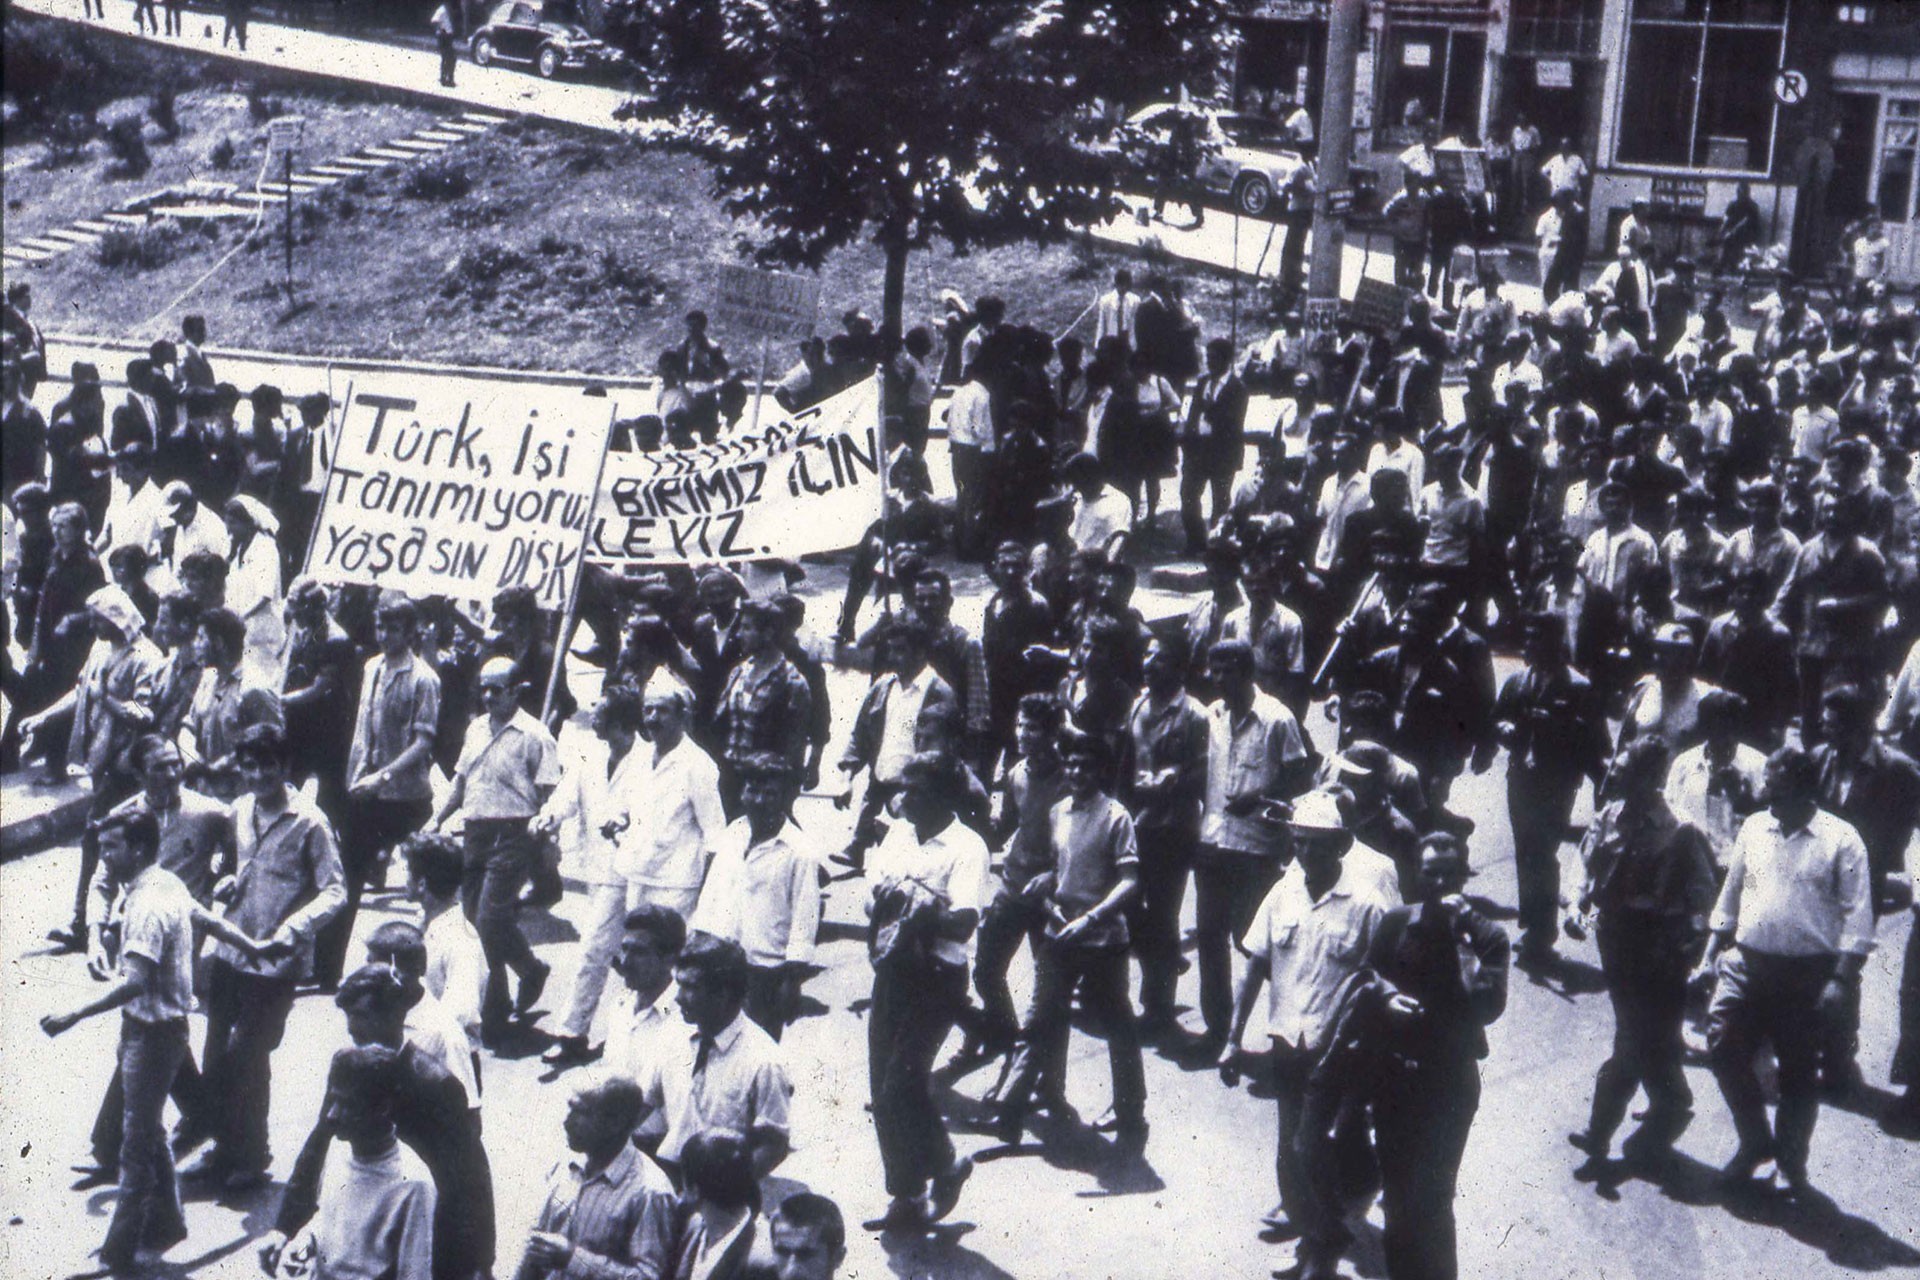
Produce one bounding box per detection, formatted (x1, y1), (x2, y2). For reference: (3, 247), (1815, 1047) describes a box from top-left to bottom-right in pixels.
(880, 234), (909, 355)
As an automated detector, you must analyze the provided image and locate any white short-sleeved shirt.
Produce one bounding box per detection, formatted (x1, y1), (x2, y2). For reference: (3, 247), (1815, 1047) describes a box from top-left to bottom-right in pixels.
(640, 1013), (792, 1166)
(868, 818), (992, 968)
(1242, 860), (1392, 1053)
(117, 865), (197, 1023)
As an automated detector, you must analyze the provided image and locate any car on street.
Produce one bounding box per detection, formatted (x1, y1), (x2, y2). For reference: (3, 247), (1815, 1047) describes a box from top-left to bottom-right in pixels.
(1122, 102), (1375, 217)
(469, 0), (622, 79)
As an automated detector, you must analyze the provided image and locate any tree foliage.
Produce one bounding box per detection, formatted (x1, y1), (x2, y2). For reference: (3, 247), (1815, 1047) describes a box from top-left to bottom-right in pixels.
(620, 0), (1243, 339)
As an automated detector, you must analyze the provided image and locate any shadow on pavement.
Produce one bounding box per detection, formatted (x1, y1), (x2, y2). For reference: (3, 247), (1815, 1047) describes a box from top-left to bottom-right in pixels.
(1605, 1146), (1920, 1272)
(875, 1219), (1018, 1280)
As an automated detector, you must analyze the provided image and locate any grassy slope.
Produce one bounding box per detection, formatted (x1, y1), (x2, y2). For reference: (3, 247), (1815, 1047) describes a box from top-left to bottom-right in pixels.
(4, 87), (445, 243)
(7, 36), (1263, 376)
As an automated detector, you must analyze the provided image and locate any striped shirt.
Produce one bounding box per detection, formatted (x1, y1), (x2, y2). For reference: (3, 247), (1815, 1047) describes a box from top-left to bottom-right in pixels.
(514, 1144), (676, 1280)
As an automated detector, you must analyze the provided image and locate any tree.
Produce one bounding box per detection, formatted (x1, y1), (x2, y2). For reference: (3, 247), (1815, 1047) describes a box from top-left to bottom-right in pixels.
(621, 0), (1242, 346)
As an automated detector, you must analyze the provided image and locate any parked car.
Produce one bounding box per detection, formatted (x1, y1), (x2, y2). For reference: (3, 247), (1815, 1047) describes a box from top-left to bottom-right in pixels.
(1122, 103), (1376, 218)
(469, 0), (621, 79)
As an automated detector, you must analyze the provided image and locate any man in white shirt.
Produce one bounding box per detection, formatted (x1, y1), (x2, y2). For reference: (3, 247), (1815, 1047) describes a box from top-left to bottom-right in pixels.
(1094, 268), (1137, 356)
(944, 359), (996, 558)
(1220, 791), (1394, 1277)
(1064, 452), (1134, 561)
(636, 934), (793, 1180)
(404, 833), (487, 1051)
(1540, 137), (1588, 200)
(604, 906), (687, 1087)
(97, 444), (165, 564)
(536, 687), (653, 1067)
(1197, 640), (1312, 1046)
(863, 753), (989, 1228)
(690, 755), (821, 1041)
(1663, 690), (1765, 869)
(622, 685), (726, 918)
(1701, 746), (1874, 1195)
(155, 481), (229, 586)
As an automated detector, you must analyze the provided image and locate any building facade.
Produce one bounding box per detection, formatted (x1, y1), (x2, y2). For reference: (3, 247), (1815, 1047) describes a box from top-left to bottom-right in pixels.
(1231, 0), (1920, 282)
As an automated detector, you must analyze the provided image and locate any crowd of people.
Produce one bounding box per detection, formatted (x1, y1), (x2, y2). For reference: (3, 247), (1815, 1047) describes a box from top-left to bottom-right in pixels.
(4, 139), (1920, 1280)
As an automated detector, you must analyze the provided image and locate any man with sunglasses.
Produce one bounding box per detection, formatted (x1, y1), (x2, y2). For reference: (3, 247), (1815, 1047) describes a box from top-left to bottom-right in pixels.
(432, 657), (561, 1047)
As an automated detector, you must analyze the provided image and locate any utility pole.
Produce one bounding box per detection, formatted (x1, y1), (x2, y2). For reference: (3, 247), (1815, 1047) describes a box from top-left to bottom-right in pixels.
(1307, 0), (1365, 306)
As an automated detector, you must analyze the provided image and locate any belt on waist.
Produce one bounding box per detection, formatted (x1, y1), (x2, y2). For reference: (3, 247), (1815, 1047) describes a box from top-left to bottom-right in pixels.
(465, 816), (533, 827)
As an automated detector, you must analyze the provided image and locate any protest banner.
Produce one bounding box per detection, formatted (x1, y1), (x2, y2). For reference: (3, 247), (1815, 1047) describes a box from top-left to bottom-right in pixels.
(715, 263), (822, 340)
(306, 377), (619, 610)
(588, 377), (883, 567)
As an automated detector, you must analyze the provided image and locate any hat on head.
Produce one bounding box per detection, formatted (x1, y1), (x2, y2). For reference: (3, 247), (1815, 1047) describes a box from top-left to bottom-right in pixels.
(1290, 790), (1347, 834)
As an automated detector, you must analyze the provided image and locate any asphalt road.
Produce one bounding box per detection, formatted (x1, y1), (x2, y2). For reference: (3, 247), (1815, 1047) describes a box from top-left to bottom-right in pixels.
(2, 553), (1917, 1280)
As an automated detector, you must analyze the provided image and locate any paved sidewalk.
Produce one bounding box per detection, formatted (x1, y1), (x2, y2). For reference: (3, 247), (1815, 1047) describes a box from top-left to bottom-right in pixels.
(12, 0), (637, 133)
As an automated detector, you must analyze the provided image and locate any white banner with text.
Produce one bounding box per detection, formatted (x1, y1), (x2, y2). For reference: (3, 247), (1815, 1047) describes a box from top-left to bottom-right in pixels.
(587, 378), (883, 567)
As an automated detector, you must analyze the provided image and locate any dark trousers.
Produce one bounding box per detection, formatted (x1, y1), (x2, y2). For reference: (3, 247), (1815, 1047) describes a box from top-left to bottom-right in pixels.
(101, 1016), (190, 1266)
(1543, 243), (1581, 301)
(460, 819), (542, 1032)
(1000, 941), (1145, 1128)
(744, 964), (798, 1042)
(1507, 765), (1582, 952)
(134, 0), (157, 30)
(1374, 1061), (1479, 1280)
(75, 771), (140, 931)
(1271, 1044), (1363, 1256)
(1894, 909), (1920, 1090)
(870, 960), (964, 1197)
(437, 31), (457, 85)
(1179, 438), (1237, 554)
(90, 1038), (199, 1169)
(1129, 826), (1194, 1019)
(163, 0), (181, 34)
(1278, 213), (1310, 300)
(1393, 239), (1424, 291)
(843, 780), (901, 869)
(1589, 910), (1695, 1145)
(222, 4), (247, 47)
(972, 891), (1049, 1052)
(951, 444), (989, 559)
(1708, 947), (1830, 1175)
(314, 795), (432, 987)
(1194, 846), (1282, 1040)
(199, 960), (296, 1173)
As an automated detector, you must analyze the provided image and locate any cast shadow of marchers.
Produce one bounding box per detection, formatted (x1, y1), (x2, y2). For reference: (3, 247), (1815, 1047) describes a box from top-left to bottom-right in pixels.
(1640, 1149), (1920, 1271)
(1520, 953), (1608, 1001)
(518, 912), (581, 948)
(144, 1230), (260, 1280)
(874, 1220), (1018, 1280)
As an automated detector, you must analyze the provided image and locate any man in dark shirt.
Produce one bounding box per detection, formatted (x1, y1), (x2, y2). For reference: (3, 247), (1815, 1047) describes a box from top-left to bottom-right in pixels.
(1352, 833), (1508, 1280)
(1122, 636), (1210, 1033)
(981, 542), (1053, 777)
(1493, 613), (1608, 968)
(265, 965), (496, 1280)
(1569, 738), (1717, 1177)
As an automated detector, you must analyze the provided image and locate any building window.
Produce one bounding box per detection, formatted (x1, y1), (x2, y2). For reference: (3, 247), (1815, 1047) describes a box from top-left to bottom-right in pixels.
(1836, 4), (1870, 23)
(1508, 0), (1606, 58)
(1615, 0), (1790, 174)
(1882, 100), (1920, 224)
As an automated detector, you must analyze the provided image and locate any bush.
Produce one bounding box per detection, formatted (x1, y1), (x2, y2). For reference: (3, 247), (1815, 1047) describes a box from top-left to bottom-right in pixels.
(38, 112), (97, 170)
(246, 87), (280, 124)
(94, 222), (185, 271)
(439, 242), (529, 302)
(402, 157), (473, 201)
(148, 85), (181, 141)
(105, 117), (152, 177)
(210, 135), (238, 169)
